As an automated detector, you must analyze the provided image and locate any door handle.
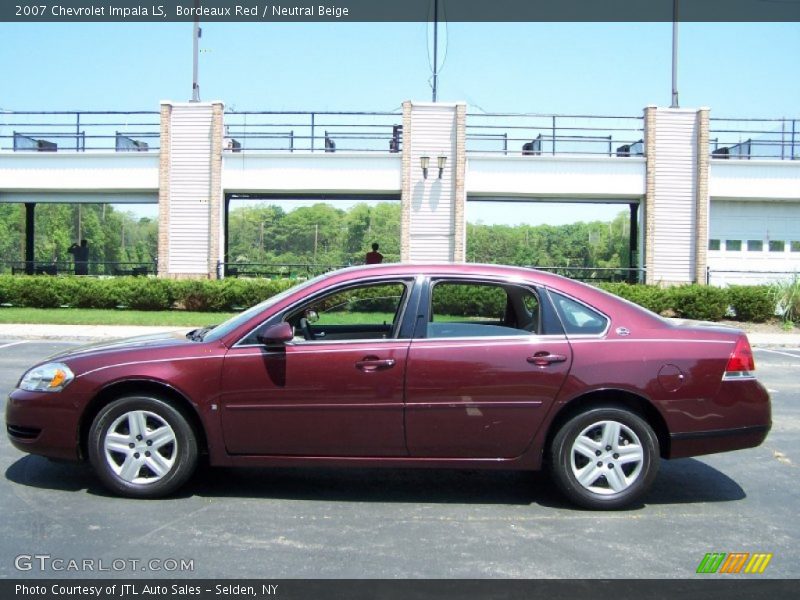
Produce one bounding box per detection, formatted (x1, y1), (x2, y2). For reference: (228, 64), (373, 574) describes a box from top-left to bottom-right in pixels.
(355, 357), (396, 372)
(527, 352), (568, 366)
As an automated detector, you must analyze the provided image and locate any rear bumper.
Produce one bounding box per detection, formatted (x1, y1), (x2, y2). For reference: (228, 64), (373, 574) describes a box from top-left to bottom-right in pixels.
(664, 376), (771, 459)
(668, 424), (770, 459)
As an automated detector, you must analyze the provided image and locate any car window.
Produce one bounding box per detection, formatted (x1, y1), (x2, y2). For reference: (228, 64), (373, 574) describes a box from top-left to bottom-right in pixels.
(427, 281), (540, 338)
(549, 290), (608, 335)
(285, 282), (409, 342)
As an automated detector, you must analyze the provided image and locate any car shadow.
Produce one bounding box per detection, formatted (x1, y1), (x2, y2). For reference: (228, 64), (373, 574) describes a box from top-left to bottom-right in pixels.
(5, 456), (745, 509)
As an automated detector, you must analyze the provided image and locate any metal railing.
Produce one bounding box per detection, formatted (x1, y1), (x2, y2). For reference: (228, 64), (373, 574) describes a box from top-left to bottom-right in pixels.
(0, 111), (160, 152)
(527, 265), (645, 283)
(223, 111), (403, 153)
(218, 261), (349, 279)
(707, 268), (799, 286)
(1, 260), (156, 277)
(466, 113), (645, 157)
(710, 117), (798, 160)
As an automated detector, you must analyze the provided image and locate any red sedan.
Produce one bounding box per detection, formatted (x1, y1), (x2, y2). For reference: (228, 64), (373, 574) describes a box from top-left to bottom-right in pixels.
(6, 264), (770, 509)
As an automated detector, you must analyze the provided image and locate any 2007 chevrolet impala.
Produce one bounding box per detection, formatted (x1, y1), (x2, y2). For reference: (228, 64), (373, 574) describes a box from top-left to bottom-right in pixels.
(6, 264), (771, 509)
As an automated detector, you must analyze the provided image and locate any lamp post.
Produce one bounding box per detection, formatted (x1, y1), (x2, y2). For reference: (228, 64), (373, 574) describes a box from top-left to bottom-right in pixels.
(671, 0), (680, 108)
(432, 0), (439, 102)
(191, 0), (201, 102)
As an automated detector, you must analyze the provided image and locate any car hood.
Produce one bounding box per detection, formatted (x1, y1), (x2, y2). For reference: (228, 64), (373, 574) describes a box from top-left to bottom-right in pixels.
(46, 330), (195, 362)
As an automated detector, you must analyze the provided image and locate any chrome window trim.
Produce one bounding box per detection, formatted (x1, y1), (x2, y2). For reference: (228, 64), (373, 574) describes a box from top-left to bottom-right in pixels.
(231, 276), (415, 349)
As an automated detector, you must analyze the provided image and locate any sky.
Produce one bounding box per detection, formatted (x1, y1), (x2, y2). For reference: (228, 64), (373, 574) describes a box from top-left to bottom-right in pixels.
(1, 19), (798, 225)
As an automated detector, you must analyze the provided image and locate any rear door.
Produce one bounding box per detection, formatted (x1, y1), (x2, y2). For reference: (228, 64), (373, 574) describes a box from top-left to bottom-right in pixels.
(404, 278), (572, 458)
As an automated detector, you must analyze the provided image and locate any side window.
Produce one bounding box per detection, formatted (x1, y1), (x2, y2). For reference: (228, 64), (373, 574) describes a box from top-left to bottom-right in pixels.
(427, 281), (540, 338)
(549, 291), (608, 335)
(286, 282), (408, 342)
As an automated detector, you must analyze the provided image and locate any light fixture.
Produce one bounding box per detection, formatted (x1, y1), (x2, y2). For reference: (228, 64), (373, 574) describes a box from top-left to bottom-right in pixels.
(437, 155), (447, 179)
(420, 156), (430, 179)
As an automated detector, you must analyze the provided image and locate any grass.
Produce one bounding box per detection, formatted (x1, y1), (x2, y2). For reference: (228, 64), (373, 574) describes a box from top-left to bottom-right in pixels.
(0, 307), (476, 328)
(0, 307), (237, 327)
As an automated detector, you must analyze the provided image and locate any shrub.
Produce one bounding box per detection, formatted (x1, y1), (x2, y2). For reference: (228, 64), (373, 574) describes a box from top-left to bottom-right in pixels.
(174, 280), (229, 312)
(669, 285), (729, 321)
(70, 277), (123, 309)
(0, 275), (13, 304)
(114, 277), (176, 311)
(727, 286), (775, 322)
(6, 276), (71, 308)
(598, 283), (671, 315)
(772, 275), (800, 323)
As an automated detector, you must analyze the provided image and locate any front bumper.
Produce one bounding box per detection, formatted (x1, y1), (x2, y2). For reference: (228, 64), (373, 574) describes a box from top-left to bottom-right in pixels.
(6, 389), (83, 461)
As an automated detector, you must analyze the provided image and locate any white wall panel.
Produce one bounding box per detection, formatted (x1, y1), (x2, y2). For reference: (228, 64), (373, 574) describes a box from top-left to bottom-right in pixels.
(167, 105), (212, 274)
(467, 155), (645, 199)
(0, 153), (159, 193)
(408, 103), (458, 262)
(651, 110), (698, 283)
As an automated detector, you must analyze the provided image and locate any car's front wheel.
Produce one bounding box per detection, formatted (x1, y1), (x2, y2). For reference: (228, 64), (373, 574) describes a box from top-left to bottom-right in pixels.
(550, 406), (659, 510)
(88, 396), (198, 498)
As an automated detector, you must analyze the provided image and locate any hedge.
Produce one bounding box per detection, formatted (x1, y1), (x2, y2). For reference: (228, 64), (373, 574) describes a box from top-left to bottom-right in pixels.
(0, 275), (299, 312)
(0, 275), (781, 323)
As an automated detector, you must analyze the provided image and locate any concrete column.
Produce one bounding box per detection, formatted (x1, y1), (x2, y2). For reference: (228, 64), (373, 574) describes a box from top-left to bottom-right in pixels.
(400, 101), (466, 263)
(157, 101), (224, 279)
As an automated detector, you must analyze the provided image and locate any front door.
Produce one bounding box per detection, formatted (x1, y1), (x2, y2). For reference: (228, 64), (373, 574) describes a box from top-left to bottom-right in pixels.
(219, 280), (413, 456)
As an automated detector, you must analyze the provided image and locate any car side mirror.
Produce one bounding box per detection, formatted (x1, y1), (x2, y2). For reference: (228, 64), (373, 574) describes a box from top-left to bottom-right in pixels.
(256, 322), (294, 346)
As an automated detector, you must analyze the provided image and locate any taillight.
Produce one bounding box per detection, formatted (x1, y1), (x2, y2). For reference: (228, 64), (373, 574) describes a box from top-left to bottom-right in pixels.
(725, 336), (755, 377)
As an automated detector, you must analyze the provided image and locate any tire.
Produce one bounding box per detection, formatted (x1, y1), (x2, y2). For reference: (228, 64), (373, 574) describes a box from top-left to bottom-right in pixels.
(87, 396), (198, 499)
(550, 406), (659, 510)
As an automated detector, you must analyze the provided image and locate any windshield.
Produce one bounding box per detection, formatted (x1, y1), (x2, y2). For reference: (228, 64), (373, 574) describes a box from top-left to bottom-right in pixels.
(202, 274), (331, 343)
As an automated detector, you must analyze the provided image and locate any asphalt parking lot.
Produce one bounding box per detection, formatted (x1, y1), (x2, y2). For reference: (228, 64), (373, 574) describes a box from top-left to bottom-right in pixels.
(1, 340), (798, 579)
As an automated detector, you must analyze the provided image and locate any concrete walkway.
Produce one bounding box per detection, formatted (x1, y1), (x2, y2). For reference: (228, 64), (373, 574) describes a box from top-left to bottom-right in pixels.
(0, 322), (798, 346)
(0, 323), (189, 341)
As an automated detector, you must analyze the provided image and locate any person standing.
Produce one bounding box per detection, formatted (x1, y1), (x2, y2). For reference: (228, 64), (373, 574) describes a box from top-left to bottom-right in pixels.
(68, 239), (90, 275)
(365, 242), (384, 264)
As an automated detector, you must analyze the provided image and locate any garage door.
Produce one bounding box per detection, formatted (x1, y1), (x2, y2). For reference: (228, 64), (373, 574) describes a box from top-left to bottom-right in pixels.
(708, 200), (800, 285)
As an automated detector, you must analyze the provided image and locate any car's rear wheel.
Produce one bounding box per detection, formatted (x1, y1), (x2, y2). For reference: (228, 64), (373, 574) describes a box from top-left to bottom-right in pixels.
(88, 396), (198, 498)
(550, 406), (659, 510)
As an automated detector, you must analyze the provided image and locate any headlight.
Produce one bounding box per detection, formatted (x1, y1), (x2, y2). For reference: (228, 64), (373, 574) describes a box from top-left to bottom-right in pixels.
(19, 363), (75, 393)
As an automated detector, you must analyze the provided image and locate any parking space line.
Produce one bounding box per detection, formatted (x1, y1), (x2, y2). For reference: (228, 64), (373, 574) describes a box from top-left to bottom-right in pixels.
(0, 341), (29, 350)
(755, 348), (800, 359)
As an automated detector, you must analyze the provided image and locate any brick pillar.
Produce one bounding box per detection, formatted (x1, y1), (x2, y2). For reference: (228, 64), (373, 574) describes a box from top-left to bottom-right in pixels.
(209, 102), (224, 278)
(157, 101), (224, 279)
(645, 107), (702, 285)
(695, 108), (710, 284)
(452, 103), (467, 262)
(643, 106), (656, 285)
(401, 101), (463, 263)
(400, 101), (412, 262)
(157, 103), (172, 277)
